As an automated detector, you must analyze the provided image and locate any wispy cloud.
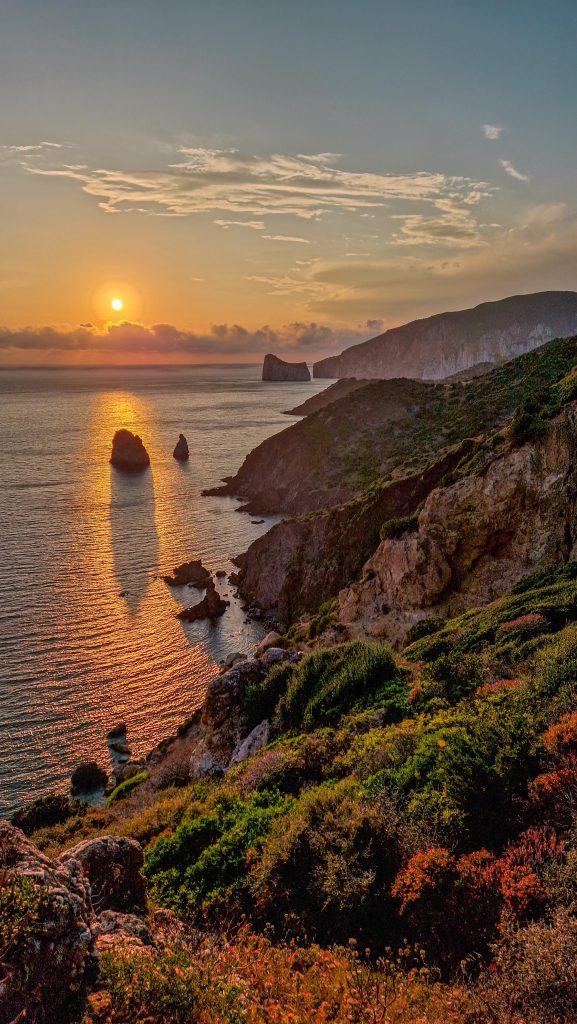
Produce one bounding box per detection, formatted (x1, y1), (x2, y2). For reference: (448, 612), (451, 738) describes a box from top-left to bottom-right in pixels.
(499, 159), (530, 182)
(262, 234), (311, 244)
(20, 146), (492, 223)
(483, 124), (503, 140)
(214, 219), (265, 230)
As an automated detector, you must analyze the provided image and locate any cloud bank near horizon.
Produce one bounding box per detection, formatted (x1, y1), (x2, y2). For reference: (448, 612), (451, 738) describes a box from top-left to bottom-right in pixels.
(0, 319), (381, 359)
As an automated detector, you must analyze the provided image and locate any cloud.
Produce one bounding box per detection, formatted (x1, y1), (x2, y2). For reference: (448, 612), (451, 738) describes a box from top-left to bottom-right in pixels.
(214, 219), (264, 229)
(483, 124), (503, 140)
(499, 159), (530, 182)
(0, 319), (371, 359)
(20, 146), (492, 222)
(262, 234), (311, 243)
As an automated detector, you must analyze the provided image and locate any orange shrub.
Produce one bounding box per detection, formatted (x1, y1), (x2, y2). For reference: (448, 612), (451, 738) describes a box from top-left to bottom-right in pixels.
(476, 678), (523, 697)
(528, 768), (577, 829)
(542, 711), (577, 762)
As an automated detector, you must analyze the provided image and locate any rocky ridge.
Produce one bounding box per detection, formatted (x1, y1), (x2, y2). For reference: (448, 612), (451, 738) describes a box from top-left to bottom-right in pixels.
(313, 290), (577, 380)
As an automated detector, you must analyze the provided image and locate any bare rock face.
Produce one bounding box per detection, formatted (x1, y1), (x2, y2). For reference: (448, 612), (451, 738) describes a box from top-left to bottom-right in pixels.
(0, 821), (94, 1024)
(339, 405), (577, 645)
(228, 719), (270, 769)
(164, 559), (211, 588)
(110, 428), (150, 472)
(59, 835), (147, 913)
(173, 433), (189, 461)
(95, 910), (154, 955)
(262, 352), (311, 381)
(177, 577), (228, 621)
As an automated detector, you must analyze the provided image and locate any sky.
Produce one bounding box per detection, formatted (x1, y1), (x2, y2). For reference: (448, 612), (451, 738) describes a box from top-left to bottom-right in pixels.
(1, 0), (577, 364)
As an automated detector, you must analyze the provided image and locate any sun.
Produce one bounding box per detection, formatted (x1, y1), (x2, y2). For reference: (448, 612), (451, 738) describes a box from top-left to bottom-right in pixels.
(111, 297), (124, 312)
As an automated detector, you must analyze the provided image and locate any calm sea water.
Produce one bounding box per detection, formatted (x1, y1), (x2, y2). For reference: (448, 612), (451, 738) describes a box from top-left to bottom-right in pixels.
(0, 365), (329, 815)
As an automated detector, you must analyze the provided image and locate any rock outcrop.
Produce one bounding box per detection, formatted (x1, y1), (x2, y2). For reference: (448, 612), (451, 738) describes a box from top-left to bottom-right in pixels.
(0, 821), (94, 1024)
(234, 442), (473, 626)
(177, 578), (228, 621)
(59, 836), (147, 913)
(163, 559), (211, 588)
(110, 429), (150, 472)
(313, 291), (577, 380)
(339, 404), (577, 645)
(173, 433), (189, 460)
(262, 353), (311, 381)
(0, 823), (150, 1023)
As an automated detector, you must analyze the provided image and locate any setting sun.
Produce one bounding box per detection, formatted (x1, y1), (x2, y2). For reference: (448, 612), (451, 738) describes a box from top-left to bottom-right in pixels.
(111, 297), (124, 312)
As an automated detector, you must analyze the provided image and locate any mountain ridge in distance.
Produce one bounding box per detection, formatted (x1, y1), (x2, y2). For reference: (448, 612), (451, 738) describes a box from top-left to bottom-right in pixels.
(313, 290), (577, 380)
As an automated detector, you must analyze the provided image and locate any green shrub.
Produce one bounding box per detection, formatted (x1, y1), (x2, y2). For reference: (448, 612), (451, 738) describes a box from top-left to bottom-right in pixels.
(380, 514), (419, 541)
(145, 789), (293, 913)
(244, 642), (407, 734)
(106, 772), (148, 807)
(253, 779), (403, 945)
(11, 793), (84, 835)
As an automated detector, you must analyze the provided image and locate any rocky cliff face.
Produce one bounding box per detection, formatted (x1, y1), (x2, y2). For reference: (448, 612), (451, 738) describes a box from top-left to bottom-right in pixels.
(262, 353), (311, 381)
(236, 442), (473, 626)
(339, 404), (577, 645)
(313, 291), (577, 380)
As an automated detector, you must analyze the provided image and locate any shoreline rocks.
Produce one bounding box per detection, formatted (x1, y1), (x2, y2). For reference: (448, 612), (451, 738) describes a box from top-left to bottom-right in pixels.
(163, 559), (211, 588)
(173, 433), (190, 461)
(177, 578), (229, 621)
(110, 429), (150, 472)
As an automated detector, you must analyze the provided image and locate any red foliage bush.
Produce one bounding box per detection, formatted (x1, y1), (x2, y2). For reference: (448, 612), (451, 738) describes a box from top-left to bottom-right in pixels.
(495, 827), (566, 922)
(392, 847), (499, 969)
(496, 613), (549, 639)
(476, 678), (523, 697)
(542, 711), (577, 762)
(528, 769), (577, 829)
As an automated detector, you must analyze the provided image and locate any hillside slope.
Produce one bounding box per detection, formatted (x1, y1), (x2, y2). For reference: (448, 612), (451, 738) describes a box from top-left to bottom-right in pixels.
(207, 334), (577, 516)
(313, 290), (577, 380)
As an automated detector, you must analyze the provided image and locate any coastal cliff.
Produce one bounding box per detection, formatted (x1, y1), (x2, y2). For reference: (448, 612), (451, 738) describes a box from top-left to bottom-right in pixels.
(340, 402), (577, 644)
(313, 291), (577, 380)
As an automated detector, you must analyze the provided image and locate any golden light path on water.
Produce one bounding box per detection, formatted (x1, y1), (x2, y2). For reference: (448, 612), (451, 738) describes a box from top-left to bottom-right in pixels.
(0, 366), (329, 813)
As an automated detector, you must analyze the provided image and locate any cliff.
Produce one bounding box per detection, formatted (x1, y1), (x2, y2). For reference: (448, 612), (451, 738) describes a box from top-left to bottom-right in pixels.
(205, 335), (577, 516)
(313, 291), (577, 380)
(262, 352), (311, 381)
(339, 402), (577, 645)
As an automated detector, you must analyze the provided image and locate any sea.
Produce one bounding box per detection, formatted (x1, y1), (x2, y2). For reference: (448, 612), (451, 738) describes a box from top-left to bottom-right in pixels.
(0, 365), (329, 815)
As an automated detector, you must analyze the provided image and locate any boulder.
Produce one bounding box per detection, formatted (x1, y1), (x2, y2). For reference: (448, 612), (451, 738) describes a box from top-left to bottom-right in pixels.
(70, 760), (108, 796)
(110, 429), (150, 472)
(59, 836), (147, 913)
(229, 719), (270, 769)
(261, 646), (291, 666)
(95, 910), (154, 955)
(106, 722), (127, 740)
(177, 578), (228, 621)
(164, 558), (211, 588)
(255, 630), (283, 656)
(173, 433), (190, 461)
(262, 353), (311, 381)
(0, 822), (94, 1024)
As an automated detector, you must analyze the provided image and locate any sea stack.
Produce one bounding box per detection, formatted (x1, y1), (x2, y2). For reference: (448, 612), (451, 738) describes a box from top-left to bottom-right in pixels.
(262, 353), (311, 382)
(110, 429), (150, 472)
(173, 433), (189, 461)
(177, 578), (228, 621)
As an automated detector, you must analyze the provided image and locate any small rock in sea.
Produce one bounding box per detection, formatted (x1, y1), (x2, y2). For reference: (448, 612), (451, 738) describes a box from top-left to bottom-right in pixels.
(251, 519), (265, 525)
(221, 651), (247, 670)
(119, 590), (128, 598)
(177, 578), (229, 621)
(173, 433), (189, 461)
(164, 559), (211, 588)
(106, 723), (127, 741)
(70, 761), (108, 795)
(109, 739), (131, 756)
(215, 569), (227, 578)
(110, 429), (150, 472)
